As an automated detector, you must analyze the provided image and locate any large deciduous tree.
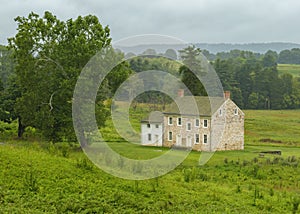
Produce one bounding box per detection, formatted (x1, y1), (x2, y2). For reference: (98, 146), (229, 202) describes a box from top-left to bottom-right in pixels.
(8, 11), (118, 141)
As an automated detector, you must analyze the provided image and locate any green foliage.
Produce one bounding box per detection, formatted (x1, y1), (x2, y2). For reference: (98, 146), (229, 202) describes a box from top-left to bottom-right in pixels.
(291, 195), (300, 214)
(0, 45), (14, 88)
(1, 141), (299, 213)
(212, 55), (300, 109)
(23, 168), (39, 192)
(75, 157), (94, 171)
(7, 11), (121, 141)
(278, 48), (300, 64)
(129, 55), (180, 76)
(178, 45), (207, 96)
(0, 107), (300, 212)
(0, 120), (18, 139)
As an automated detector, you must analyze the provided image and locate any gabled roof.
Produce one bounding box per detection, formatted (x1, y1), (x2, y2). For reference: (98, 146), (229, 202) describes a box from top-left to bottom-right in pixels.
(141, 111), (164, 123)
(163, 96), (225, 116)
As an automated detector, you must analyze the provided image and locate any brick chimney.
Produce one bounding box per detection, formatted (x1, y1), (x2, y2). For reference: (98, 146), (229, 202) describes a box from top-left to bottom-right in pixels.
(224, 91), (231, 100)
(178, 89), (184, 97)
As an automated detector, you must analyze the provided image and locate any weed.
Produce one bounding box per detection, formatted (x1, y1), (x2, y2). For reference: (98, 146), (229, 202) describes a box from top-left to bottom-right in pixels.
(76, 158), (94, 170)
(24, 168), (39, 192)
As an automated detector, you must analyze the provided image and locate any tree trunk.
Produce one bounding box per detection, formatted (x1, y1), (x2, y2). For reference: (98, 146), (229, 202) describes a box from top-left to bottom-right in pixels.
(17, 117), (25, 138)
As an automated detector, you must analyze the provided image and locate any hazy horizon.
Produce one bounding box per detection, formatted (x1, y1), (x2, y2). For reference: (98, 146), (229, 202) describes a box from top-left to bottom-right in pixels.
(1, 0), (300, 45)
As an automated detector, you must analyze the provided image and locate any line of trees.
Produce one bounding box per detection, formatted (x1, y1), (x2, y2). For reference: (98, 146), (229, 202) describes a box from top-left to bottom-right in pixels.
(212, 51), (300, 109)
(203, 48), (300, 65)
(128, 46), (300, 110)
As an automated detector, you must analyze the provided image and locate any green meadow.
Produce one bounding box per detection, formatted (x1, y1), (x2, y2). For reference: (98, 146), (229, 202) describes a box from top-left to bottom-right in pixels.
(0, 109), (300, 213)
(278, 64), (300, 78)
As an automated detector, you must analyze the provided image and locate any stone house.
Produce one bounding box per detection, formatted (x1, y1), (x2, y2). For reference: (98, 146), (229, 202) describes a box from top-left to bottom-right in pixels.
(141, 91), (244, 151)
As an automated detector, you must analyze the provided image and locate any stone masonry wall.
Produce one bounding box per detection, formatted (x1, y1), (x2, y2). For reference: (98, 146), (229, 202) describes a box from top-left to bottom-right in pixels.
(211, 100), (244, 151)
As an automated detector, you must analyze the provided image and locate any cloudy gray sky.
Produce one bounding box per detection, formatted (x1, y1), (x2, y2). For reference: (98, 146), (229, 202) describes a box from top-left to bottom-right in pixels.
(0, 0), (299, 45)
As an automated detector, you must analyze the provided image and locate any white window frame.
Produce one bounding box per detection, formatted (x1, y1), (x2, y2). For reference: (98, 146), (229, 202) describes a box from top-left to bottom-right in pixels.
(234, 108), (238, 115)
(203, 119), (208, 128)
(186, 122), (192, 131)
(177, 117), (182, 126)
(195, 134), (200, 144)
(195, 118), (200, 127)
(168, 117), (173, 125)
(203, 134), (208, 144)
(168, 131), (173, 141)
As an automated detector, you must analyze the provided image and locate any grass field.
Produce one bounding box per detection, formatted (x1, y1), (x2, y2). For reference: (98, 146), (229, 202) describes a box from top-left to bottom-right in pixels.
(278, 64), (300, 77)
(0, 109), (300, 213)
(244, 110), (300, 147)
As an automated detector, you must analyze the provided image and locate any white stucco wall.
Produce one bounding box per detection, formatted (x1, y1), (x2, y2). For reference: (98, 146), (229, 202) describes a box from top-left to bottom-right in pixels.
(141, 123), (163, 146)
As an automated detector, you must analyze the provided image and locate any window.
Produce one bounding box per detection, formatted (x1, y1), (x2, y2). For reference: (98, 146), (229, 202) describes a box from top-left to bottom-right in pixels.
(203, 119), (208, 128)
(187, 122), (191, 131)
(148, 134), (152, 141)
(168, 117), (173, 125)
(177, 117), (182, 126)
(147, 124), (151, 128)
(234, 108), (238, 115)
(219, 109), (222, 116)
(203, 134), (208, 144)
(168, 132), (173, 141)
(195, 134), (200, 144)
(195, 119), (200, 127)
(155, 124), (159, 128)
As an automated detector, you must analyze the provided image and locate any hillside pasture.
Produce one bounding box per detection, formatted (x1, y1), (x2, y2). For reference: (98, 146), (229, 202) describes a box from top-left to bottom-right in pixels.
(278, 64), (300, 78)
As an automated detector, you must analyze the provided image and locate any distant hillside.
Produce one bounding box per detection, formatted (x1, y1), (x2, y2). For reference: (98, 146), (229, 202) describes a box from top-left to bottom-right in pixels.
(195, 42), (300, 54)
(115, 42), (300, 55)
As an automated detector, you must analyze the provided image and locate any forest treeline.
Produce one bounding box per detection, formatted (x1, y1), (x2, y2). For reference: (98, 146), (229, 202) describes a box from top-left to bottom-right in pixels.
(128, 47), (300, 110)
(202, 48), (300, 65)
(0, 11), (300, 141)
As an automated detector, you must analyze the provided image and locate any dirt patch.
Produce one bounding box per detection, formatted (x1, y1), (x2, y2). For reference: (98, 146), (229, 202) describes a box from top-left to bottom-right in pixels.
(259, 138), (284, 144)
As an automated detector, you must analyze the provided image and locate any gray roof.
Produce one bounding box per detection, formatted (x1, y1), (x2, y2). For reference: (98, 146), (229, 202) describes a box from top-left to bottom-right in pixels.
(163, 96), (225, 116)
(141, 111), (164, 123)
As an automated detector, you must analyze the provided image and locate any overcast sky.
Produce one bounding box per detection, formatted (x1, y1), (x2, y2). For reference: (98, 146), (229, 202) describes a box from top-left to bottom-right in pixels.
(0, 0), (300, 45)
